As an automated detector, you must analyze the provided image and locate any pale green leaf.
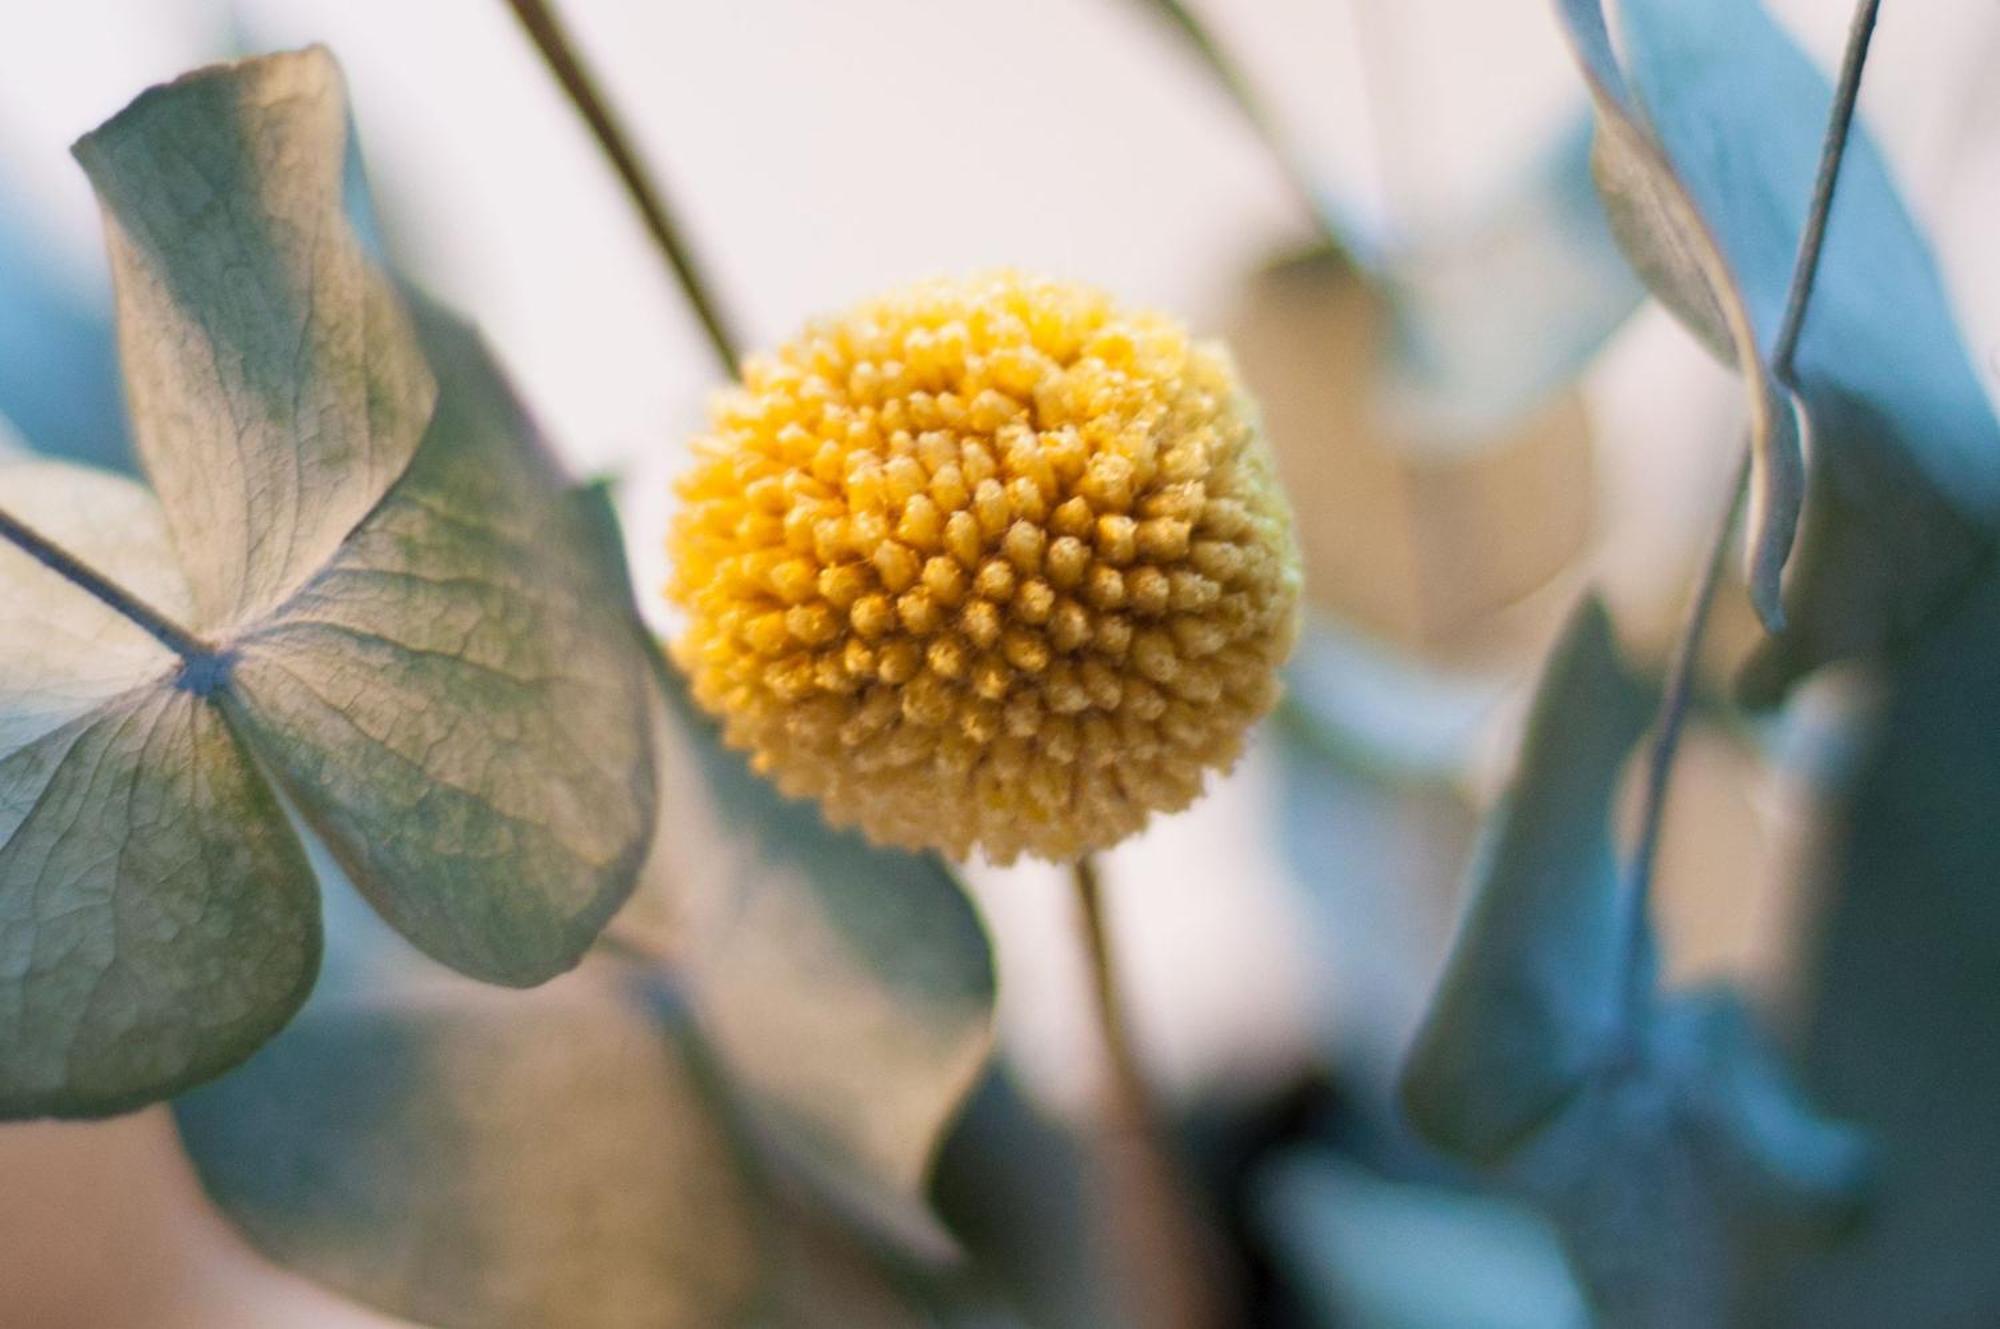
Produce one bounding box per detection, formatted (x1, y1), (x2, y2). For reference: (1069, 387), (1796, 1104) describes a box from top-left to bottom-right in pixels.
(221, 305), (656, 986)
(0, 463), (191, 747)
(175, 960), (763, 1329)
(0, 49), (657, 1114)
(0, 464), (317, 1117)
(654, 668), (996, 1255)
(72, 48), (436, 633)
(582, 467), (994, 1253)
(570, 482), (994, 1251)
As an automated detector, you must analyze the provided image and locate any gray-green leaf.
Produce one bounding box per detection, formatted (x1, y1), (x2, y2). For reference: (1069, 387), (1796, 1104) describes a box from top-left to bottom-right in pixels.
(219, 302), (656, 986)
(0, 49), (657, 1115)
(1400, 594), (1654, 1163)
(175, 959), (764, 1329)
(574, 466), (995, 1254)
(0, 464), (319, 1117)
(1557, 0), (1803, 627)
(72, 49), (435, 633)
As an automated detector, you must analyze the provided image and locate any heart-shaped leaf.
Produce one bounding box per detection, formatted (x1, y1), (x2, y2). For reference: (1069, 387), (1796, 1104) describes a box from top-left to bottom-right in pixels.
(1399, 594), (1870, 1325)
(0, 48), (657, 1117)
(0, 462), (320, 1118)
(1558, 0), (2000, 670)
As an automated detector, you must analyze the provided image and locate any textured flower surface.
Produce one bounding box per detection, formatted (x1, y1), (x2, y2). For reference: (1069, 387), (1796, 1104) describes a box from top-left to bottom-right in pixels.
(668, 273), (1301, 863)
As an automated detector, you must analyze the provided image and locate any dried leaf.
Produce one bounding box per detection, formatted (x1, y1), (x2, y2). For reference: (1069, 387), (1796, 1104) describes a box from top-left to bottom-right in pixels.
(0, 463), (319, 1117)
(1557, 0), (1804, 627)
(577, 473), (996, 1256)
(0, 49), (656, 1115)
(175, 958), (763, 1329)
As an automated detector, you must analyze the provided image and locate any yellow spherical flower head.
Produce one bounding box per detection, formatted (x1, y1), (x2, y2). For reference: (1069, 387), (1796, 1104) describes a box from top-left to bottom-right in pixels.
(668, 273), (1301, 864)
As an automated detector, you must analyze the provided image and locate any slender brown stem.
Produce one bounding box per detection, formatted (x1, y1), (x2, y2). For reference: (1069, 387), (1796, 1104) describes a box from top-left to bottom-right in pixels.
(1073, 856), (1232, 1329)
(502, 0), (745, 373)
(1623, 0), (1884, 1013)
(0, 506), (213, 665)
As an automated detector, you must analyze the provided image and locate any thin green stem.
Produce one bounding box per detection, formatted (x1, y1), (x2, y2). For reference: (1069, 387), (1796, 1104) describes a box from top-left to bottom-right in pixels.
(1624, 0), (1884, 1010)
(0, 507), (213, 665)
(503, 0), (745, 373)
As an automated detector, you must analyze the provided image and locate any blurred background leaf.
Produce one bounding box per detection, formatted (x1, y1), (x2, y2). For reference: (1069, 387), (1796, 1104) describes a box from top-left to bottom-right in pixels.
(1398, 597), (1869, 1326)
(647, 663), (999, 1261)
(1251, 1148), (1588, 1329)
(174, 888), (767, 1329)
(1746, 567), (2000, 1327)
(0, 179), (127, 471)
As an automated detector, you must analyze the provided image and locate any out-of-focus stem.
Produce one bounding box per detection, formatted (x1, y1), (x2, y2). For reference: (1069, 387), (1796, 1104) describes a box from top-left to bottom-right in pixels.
(503, 0), (745, 373)
(1073, 855), (1235, 1329)
(1127, 0), (1341, 254)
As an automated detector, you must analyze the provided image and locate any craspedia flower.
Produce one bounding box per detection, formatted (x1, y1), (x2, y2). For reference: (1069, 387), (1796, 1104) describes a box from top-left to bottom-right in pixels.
(668, 272), (1301, 863)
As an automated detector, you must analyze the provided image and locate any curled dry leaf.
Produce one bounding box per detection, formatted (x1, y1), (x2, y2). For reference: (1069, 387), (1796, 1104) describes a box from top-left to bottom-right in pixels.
(1557, 0), (1804, 629)
(0, 48), (657, 1117)
(1558, 0), (2000, 686)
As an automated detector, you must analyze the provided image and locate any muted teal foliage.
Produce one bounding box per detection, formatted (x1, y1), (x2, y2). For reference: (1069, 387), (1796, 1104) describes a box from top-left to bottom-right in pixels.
(0, 184), (127, 469)
(1751, 571), (2000, 1327)
(1391, 598), (1869, 1327)
(1574, 0), (2000, 693)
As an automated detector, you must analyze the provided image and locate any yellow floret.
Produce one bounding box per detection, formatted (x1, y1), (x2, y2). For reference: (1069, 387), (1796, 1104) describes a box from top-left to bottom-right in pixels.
(667, 272), (1301, 863)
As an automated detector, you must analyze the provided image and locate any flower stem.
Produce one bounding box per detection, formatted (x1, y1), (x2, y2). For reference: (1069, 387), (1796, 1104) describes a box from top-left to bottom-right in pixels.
(1626, 447), (1749, 992)
(1131, 0), (1345, 258)
(0, 506), (212, 664)
(1073, 855), (1233, 1329)
(1624, 0), (1884, 1004)
(502, 0), (745, 373)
